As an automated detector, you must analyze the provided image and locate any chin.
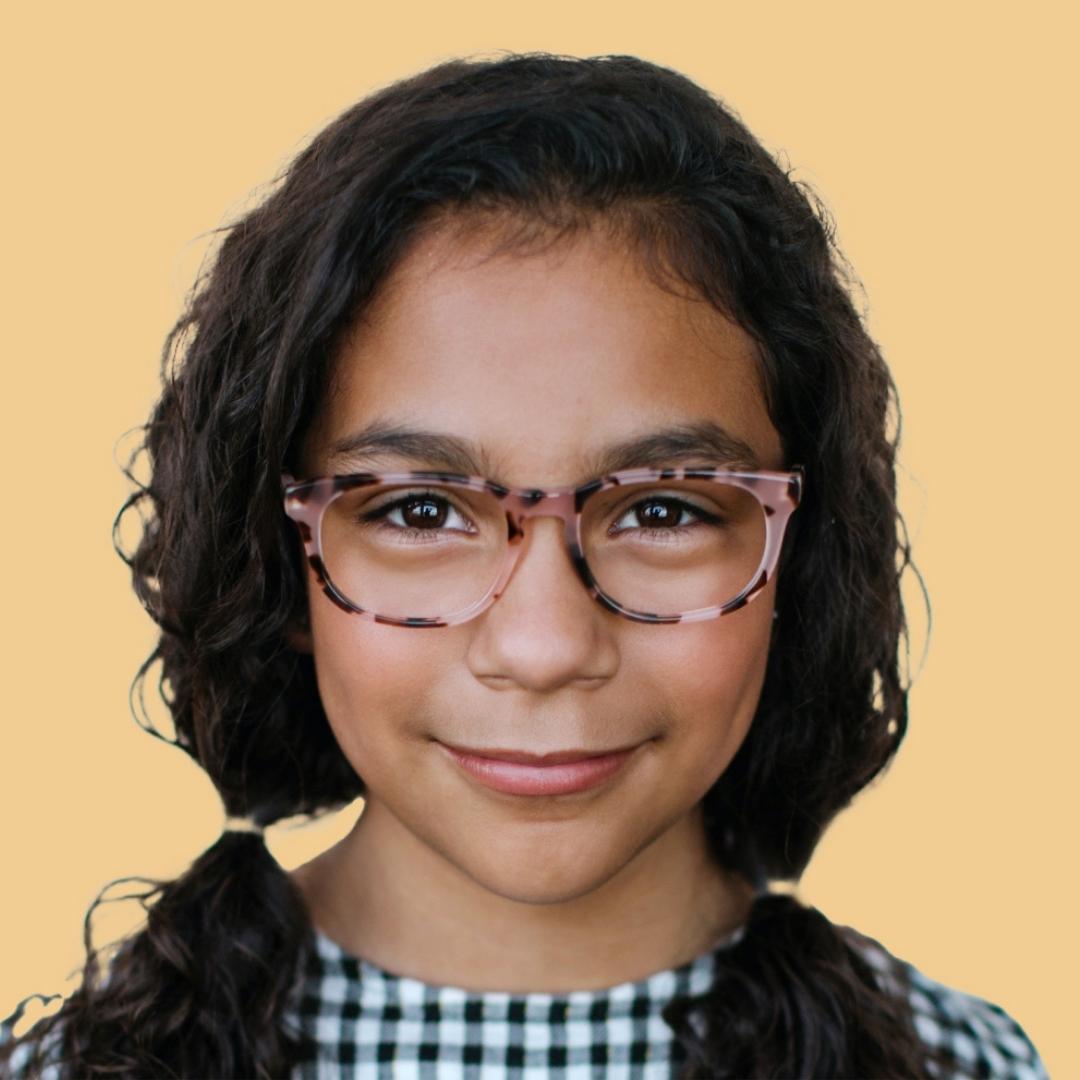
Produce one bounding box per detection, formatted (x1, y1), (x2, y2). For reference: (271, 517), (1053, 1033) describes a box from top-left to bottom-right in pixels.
(452, 828), (641, 907)
(469, 869), (617, 907)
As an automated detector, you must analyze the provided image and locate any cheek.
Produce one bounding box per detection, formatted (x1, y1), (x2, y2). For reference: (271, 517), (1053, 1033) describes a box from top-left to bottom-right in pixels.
(306, 587), (451, 770)
(641, 596), (774, 778)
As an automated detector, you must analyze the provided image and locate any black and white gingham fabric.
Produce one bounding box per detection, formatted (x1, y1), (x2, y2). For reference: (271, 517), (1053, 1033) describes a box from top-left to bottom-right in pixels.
(284, 926), (726, 1079)
(284, 926), (1050, 1079)
(2, 924), (1050, 1078)
(853, 931), (1049, 1080)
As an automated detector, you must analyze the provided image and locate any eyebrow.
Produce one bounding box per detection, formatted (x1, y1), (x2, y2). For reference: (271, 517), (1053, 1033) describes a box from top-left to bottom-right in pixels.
(324, 419), (762, 486)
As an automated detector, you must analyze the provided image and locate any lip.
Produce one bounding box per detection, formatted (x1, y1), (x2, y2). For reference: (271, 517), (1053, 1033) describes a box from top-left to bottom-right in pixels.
(439, 742), (641, 796)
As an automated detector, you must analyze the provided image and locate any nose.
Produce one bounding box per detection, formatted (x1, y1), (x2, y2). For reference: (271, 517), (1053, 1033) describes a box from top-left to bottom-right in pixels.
(465, 511), (619, 691)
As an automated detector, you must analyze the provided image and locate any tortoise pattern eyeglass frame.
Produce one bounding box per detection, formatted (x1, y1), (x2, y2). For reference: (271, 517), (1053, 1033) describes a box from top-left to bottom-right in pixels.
(281, 465), (804, 628)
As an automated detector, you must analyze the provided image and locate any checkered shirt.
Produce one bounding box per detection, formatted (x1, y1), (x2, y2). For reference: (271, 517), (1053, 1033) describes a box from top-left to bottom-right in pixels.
(283, 927), (1050, 1079)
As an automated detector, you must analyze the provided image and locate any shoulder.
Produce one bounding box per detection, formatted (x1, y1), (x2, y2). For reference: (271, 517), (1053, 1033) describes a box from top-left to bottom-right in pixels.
(839, 925), (1049, 1080)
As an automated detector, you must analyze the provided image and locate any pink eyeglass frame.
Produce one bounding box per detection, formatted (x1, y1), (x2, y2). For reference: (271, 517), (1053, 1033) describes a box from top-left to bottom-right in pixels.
(281, 465), (804, 628)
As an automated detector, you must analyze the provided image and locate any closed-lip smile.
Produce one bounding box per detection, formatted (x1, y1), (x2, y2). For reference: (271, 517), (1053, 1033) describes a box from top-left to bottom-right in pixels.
(438, 740), (644, 796)
(439, 743), (639, 765)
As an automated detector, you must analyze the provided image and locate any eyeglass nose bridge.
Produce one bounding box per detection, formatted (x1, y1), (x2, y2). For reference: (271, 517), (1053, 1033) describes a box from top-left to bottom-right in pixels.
(485, 487), (603, 615)
(500, 488), (580, 540)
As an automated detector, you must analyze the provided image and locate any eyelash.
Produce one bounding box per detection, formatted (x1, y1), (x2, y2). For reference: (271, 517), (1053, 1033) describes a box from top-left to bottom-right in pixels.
(358, 489), (721, 541)
(361, 491), (476, 542)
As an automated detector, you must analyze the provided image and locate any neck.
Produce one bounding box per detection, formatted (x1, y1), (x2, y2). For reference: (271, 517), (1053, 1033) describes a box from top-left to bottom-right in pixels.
(292, 799), (755, 993)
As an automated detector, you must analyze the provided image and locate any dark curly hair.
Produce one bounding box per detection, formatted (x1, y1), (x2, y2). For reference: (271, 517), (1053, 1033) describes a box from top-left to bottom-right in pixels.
(1, 52), (948, 1078)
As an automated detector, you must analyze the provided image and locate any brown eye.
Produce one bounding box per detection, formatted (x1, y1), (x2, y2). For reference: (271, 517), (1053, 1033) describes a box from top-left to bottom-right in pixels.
(396, 495), (451, 529)
(365, 493), (467, 532)
(631, 497), (694, 528)
(610, 495), (719, 535)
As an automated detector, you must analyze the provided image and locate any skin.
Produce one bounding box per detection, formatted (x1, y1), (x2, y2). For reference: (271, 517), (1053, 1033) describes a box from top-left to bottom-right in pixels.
(289, 215), (786, 993)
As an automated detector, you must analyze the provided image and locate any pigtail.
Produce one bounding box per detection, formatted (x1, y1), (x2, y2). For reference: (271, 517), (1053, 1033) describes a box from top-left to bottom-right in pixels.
(664, 894), (952, 1078)
(1, 832), (317, 1078)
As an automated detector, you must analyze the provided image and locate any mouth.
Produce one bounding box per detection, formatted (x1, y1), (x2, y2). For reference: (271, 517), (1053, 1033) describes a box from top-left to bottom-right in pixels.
(437, 741), (643, 796)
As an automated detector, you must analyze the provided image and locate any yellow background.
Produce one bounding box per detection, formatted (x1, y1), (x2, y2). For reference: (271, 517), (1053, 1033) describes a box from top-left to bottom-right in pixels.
(2, 3), (1074, 1074)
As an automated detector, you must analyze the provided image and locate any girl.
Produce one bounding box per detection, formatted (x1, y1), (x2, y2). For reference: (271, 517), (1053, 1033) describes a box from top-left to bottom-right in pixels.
(0, 53), (1048, 1079)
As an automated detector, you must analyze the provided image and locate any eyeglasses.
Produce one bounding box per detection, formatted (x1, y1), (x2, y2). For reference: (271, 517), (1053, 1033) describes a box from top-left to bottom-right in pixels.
(281, 465), (803, 627)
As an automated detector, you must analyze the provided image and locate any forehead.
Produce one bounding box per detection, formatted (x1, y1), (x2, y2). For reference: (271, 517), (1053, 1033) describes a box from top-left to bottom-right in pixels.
(305, 219), (784, 484)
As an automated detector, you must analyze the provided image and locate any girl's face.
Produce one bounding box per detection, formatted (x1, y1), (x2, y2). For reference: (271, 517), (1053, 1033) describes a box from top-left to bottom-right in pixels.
(296, 217), (785, 907)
